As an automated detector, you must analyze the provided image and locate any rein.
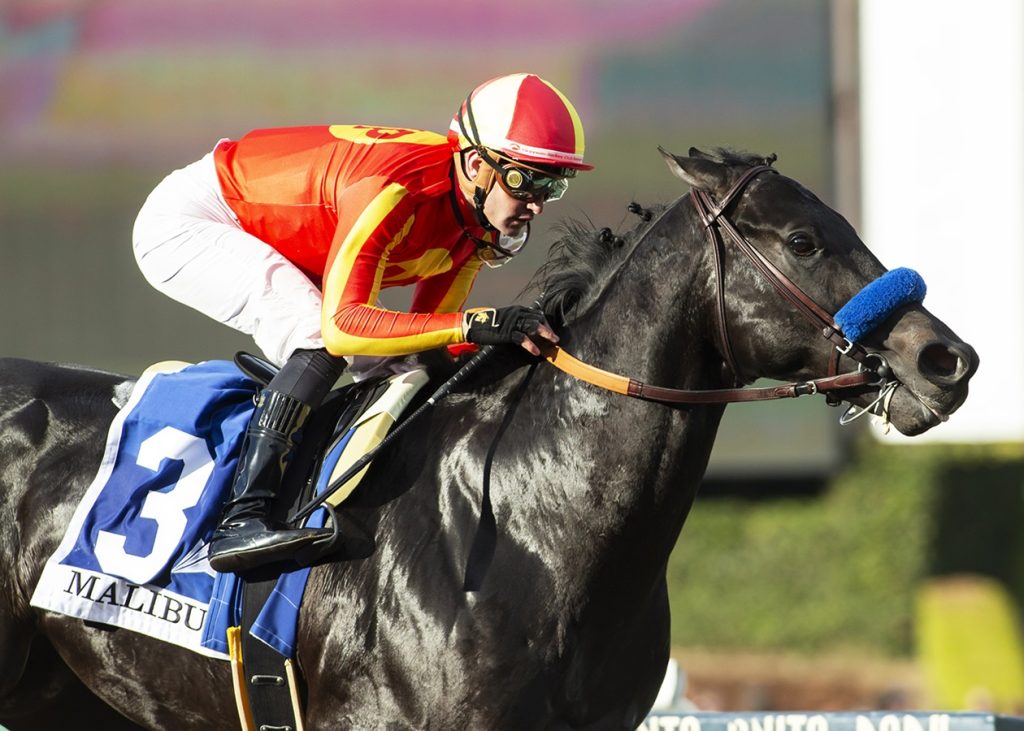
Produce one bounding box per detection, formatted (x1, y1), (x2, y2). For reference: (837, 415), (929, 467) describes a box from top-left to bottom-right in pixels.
(540, 164), (886, 407)
(543, 346), (874, 405)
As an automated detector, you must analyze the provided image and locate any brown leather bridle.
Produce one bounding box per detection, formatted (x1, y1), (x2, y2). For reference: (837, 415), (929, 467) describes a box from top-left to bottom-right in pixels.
(542, 164), (887, 406)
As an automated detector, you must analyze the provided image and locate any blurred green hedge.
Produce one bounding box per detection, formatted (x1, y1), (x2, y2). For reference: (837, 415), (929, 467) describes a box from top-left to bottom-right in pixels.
(666, 438), (1024, 657)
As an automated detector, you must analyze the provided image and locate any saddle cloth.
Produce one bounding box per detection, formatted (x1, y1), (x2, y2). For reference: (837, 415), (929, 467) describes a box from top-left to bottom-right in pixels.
(29, 359), (427, 660)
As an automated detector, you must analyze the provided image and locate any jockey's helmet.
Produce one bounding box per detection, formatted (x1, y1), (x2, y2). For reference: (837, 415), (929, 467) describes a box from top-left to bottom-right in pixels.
(450, 73), (592, 218)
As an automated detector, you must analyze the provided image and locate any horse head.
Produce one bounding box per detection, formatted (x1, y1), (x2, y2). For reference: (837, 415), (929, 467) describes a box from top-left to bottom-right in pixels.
(661, 146), (978, 436)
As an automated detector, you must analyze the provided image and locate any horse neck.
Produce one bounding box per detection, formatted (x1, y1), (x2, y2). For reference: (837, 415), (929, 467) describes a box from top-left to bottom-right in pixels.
(501, 203), (726, 589)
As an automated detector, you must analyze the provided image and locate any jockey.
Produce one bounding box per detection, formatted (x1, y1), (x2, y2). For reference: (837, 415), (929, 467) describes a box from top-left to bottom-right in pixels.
(132, 73), (593, 573)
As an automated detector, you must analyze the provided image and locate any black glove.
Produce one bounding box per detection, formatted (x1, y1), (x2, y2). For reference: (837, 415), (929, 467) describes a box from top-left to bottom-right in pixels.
(463, 305), (548, 346)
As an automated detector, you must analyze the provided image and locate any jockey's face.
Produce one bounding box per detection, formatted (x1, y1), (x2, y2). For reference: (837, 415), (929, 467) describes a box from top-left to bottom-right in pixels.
(463, 149), (545, 237)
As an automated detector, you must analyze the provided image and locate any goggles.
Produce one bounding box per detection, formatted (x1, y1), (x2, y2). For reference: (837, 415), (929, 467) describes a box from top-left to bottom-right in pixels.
(483, 153), (573, 203)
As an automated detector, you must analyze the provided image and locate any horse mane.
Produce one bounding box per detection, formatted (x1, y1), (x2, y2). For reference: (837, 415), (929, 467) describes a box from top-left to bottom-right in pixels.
(528, 148), (776, 325)
(528, 203), (666, 325)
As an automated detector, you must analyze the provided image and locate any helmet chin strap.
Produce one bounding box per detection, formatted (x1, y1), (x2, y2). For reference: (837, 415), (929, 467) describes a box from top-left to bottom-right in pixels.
(453, 148), (498, 231)
(470, 161), (498, 231)
(455, 94), (504, 232)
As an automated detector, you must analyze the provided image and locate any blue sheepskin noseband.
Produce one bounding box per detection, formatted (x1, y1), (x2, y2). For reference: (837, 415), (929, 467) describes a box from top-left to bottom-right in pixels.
(833, 267), (926, 342)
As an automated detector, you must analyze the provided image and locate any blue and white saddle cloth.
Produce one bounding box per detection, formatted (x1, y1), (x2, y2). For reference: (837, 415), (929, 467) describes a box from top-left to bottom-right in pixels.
(31, 361), (310, 660)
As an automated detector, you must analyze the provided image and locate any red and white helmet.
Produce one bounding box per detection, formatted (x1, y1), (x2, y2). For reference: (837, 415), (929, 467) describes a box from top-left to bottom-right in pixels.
(448, 73), (593, 172)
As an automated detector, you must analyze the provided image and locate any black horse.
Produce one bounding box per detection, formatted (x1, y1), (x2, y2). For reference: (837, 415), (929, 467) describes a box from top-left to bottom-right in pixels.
(0, 149), (977, 730)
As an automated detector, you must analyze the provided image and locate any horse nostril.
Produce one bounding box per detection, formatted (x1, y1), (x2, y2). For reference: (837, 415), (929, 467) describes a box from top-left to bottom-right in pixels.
(918, 342), (970, 385)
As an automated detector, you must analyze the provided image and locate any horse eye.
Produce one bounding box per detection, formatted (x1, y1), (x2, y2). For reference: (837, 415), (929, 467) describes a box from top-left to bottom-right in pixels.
(787, 234), (817, 257)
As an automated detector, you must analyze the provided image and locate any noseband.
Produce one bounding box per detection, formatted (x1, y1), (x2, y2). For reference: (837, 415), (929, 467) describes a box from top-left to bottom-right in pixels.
(542, 165), (890, 406)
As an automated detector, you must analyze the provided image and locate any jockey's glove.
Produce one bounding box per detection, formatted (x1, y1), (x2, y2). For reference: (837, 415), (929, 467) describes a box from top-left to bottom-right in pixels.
(463, 305), (548, 347)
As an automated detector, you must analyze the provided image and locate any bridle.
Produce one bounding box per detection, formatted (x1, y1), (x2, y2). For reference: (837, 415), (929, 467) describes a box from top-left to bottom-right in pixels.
(542, 164), (891, 406)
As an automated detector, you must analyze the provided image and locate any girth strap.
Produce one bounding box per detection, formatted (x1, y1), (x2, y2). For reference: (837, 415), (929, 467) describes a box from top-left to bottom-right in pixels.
(238, 577), (306, 731)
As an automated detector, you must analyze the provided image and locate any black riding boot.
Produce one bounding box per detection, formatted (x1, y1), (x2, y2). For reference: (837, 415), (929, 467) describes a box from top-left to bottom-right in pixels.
(208, 349), (346, 573)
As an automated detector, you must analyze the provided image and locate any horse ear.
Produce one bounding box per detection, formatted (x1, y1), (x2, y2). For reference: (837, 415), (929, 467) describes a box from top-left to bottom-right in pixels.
(658, 146), (729, 192)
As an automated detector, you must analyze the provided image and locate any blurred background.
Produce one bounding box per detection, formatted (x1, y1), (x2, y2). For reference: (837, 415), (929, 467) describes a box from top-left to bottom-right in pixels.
(2, 0), (1022, 717)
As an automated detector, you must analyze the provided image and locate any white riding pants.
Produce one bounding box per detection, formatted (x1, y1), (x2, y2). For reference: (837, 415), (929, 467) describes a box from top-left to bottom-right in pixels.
(132, 148), (325, 366)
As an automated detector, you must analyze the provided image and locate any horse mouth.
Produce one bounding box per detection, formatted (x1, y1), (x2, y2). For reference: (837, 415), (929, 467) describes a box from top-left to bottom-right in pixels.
(843, 337), (977, 436)
(898, 386), (947, 432)
(880, 381), (963, 436)
(912, 390), (951, 423)
(841, 376), (963, 436)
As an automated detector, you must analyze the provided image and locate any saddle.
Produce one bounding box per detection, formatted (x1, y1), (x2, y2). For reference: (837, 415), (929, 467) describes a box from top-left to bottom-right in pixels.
(228, 352), (431, 731)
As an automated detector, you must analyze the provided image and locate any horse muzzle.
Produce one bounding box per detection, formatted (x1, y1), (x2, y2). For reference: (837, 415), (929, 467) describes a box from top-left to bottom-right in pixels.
(871, 329), (979, 436)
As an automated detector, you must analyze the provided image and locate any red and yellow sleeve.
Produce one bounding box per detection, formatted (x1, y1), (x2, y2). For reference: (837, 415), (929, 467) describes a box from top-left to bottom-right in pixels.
(320, 178), (467, 357)
(410, 255), (483, 315)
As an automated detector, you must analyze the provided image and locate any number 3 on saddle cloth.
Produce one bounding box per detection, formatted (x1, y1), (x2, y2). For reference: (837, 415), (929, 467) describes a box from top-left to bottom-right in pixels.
(29, 359), (429, 660)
